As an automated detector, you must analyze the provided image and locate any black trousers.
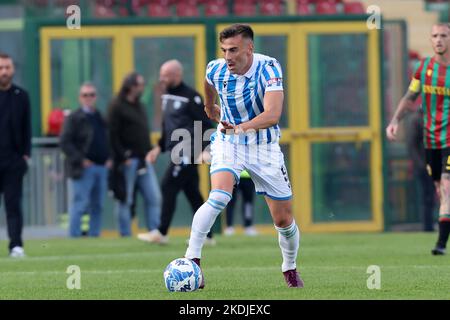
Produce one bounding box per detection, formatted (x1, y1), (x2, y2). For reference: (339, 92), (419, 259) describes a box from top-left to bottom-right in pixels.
(0, 158), (27, 251)
(158, 163), (212, 238)
(226, 178), (255, 228)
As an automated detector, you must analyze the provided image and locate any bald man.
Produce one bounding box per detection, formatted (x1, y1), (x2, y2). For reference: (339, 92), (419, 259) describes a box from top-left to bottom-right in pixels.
(137, 60), (214, 245)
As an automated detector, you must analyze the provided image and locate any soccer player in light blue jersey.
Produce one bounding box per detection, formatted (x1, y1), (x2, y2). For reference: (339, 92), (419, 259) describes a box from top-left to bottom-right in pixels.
(185, 24), (303, 288)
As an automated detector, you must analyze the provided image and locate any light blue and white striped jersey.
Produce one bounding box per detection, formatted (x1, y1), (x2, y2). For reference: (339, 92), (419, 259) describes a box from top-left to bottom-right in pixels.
(206, 53), (283, 145)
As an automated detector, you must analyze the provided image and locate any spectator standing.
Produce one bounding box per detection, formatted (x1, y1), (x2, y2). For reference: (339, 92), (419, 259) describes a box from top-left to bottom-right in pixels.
(60, 82), (110, 237)
(0, 53), (31, 258)
(108, 72), (162, 237)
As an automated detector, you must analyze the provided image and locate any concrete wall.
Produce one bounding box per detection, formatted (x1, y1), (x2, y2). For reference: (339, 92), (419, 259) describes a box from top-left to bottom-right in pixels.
(361, 0), (440, 56)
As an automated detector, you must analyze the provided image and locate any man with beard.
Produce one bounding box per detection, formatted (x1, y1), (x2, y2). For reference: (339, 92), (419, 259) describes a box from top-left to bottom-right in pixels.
(184, 24), (303, 289)
(387, 23), (450, 255)
(0, 53), (31, 258)
(140, 60), (215, 245)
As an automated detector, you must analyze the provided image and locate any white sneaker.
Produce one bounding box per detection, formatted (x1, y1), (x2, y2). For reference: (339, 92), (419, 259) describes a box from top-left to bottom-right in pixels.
(244, 226), (258, 236)
(9, 246), (25, 258)
(224, 227), (235, 236)
(137, 230), (168, 245)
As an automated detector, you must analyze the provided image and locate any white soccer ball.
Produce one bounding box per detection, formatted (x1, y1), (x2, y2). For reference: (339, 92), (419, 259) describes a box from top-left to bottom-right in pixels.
(163, 258), (203, 292)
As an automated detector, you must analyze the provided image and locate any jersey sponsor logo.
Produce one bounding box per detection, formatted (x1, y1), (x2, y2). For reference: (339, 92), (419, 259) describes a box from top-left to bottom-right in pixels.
(422, 85), (450, 96)
(267, 77), (282, 86)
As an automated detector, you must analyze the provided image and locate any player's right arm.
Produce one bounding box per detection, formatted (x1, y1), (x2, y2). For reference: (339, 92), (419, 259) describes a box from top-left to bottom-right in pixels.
(203, 60), (222, 123)
(386, 56), (425, 142)
(386, 89), (421, 141)
(204, 78), (220, 123)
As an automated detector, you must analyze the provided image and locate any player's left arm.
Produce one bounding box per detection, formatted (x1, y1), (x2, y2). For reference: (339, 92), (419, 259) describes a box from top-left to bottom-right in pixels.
(239, 91), (284, 132)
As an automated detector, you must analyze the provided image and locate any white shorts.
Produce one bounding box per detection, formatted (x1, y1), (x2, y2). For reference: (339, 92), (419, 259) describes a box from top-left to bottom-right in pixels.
(209, 135), (292, 200)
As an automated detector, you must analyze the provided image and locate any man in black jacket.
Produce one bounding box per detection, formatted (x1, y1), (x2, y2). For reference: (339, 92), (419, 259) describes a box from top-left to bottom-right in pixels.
(108, 72), (161, 237)
(0, 53), (31, 258)
(60, 82), (110, 237)
(141, 60), (214, 245)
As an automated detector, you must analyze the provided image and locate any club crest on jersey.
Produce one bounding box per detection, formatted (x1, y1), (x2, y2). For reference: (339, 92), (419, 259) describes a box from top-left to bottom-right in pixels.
(427, 69), (433, 77)
(248, 81), (256, 89)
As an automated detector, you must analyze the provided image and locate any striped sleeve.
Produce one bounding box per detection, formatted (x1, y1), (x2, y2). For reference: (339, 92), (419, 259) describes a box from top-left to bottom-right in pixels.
(262, 59), (283, 92)
(205, 60), (220, 86)
(409, 60), (425, 93)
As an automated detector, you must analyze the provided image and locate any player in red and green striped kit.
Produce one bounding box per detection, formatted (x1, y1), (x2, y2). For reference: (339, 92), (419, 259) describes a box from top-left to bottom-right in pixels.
(387, 23), (450, 255)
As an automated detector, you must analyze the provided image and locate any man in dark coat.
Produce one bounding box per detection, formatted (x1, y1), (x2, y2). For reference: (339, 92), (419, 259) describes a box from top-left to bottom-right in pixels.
(0, 53), (31, 258)
(60, 82), (110, 237)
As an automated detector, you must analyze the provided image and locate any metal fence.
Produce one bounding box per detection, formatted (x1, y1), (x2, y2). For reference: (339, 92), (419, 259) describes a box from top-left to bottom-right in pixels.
(0, 137), (68, 239)
(0, 136), (195, 239)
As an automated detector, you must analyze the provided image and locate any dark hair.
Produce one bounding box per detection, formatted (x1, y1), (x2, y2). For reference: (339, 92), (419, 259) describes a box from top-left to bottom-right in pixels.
(0, 52), (12, 60)
(118, 72), (142, 101)
(219, 24), (254, 43)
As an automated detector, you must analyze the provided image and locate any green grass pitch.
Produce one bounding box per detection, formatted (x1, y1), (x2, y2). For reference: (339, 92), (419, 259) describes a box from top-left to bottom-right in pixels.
(0, 233), (449, 299)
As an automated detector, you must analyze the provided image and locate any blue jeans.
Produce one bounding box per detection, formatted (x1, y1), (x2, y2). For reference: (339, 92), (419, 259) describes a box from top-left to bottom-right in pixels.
(69, 164), (108, 237)
(116, 158), (161, 236)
